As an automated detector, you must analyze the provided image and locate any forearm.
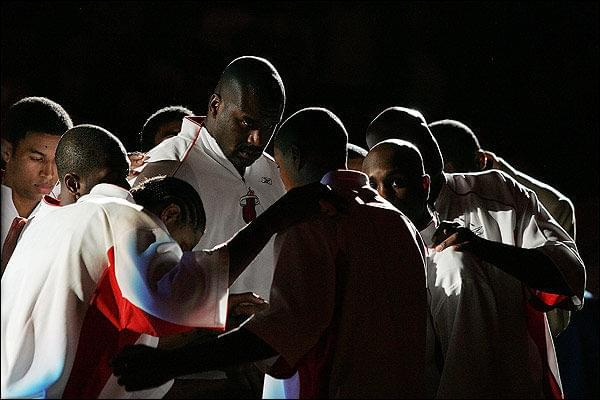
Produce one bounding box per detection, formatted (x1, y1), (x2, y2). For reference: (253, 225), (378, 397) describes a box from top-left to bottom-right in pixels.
(467, 237), (572, 295)
(227, 210), (278, 285)
(166, 328), (277, 377)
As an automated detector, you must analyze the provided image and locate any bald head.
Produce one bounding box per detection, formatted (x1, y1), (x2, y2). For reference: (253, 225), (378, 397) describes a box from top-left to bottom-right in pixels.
(216, 56), (285, 112)
(364, 139), (426, 179)
(274, 107), (348, 190)
(56, 124), (130, 204)
(366, 107), (444, 177)
(363, 139), (431, 228)
(429, 119), (483, 173)
(207, 56), (286, 175)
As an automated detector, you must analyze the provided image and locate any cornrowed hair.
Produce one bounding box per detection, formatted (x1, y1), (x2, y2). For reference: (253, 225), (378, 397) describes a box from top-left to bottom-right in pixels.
(131, 176), (206, 233)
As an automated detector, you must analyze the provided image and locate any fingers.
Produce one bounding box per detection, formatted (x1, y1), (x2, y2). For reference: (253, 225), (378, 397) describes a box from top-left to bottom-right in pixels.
(434, 229), (475, 252)
(228, 292), (268, 316)
(432, 221), (460, 246)
(233, 301), (270, 316)
(127, 152), (150, 168)
(111, 345), (167, 392)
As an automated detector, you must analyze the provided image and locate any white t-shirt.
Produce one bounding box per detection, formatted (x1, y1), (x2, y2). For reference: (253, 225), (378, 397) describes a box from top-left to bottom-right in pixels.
(139, 116), (285, 300)
(1, 184), (229, 399)
(426, 170), (585, 398)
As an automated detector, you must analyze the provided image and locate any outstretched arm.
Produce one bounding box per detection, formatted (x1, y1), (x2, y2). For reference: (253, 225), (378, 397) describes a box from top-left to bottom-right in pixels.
(226, 182), (345, 284)
(112, 328), (276, 392)
(432, 222), (572, 295)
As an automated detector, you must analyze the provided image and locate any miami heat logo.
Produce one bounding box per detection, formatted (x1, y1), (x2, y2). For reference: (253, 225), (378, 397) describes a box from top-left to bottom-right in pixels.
(240, 187), (260, 223)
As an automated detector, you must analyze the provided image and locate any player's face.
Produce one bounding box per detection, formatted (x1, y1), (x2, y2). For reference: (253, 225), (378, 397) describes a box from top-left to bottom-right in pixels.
(363, 155), (427, 225)
(2, 132), (60, 203)
(168, 224), (203, 252)
(212, 89), (283, 173)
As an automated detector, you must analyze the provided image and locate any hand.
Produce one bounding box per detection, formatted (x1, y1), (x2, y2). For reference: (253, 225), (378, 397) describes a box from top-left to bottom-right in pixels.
(432, 221), (478, 252)
(268, 182), (348, 231)
(228, 292), (269, 317)
(127, 152), (150, 178)
(111, 344), (175, 392)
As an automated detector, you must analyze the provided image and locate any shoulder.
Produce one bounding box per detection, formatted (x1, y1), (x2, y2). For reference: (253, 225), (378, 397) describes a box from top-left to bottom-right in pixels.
(444, 170), (532, 206)
(255, 152), (280, 173)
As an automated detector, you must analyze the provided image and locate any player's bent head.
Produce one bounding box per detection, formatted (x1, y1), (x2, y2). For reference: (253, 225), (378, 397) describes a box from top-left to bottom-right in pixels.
(274, 107), (348, 189)
(366, 106), (443, 177)
(56, 124), (130, 204)
(131, 176), (206, 251)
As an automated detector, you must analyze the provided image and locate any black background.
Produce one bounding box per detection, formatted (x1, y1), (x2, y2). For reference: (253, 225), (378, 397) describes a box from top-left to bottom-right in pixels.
(2, 1), (598, 293)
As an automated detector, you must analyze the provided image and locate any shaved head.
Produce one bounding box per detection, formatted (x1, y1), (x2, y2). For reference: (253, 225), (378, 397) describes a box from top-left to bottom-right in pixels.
(215, 56), (285, 113)
(274, 107), (348, 189)
(366, 107), (443, 178)
(206, 56), (286, 175)
(364, 139), (426, 180)
(56, 124), (130, 204)
(363, 139), (431, 228)
(429, 119), (482, 173)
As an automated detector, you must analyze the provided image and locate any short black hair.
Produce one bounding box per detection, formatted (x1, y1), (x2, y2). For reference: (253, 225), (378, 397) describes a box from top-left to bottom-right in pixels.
(366, 107), (444, 177)
(2, 96), (73, 148)
(428, 119), (481, 173)
(275, 107), (348, 177)
(347, 143), (368, 160)
(56, 124), (129, 182)
(139, 105), (193, 152)
(131, 176), (206, 233)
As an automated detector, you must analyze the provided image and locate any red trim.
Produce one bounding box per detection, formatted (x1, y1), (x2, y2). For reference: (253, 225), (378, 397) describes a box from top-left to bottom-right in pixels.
(62, 304), (139, 399)
(180, 116), (204, 165)
(526, 301), (563, 399)
(94, 247), (193, 336)
(42, 195), (61, 206)
(62, 247), (193, 398)
(171, 116), (204, 178)
(528, 288), (570, 311)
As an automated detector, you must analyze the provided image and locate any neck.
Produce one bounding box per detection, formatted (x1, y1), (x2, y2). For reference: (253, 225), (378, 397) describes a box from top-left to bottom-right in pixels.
(427, 172), (444, 207)
(235, 166), (246, 177)
(11, 192), (39, 218)
(415, 206), (434, 231)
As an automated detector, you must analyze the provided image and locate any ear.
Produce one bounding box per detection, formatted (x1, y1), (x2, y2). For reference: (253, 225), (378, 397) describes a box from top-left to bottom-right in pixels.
(160, 203), (181, 226)
(476, 149), (488, 171)
(208, 94), (221, 118)
(64, 173), (81, 196)
(1, 138), (13, 163)
(289, 144), (305, 171)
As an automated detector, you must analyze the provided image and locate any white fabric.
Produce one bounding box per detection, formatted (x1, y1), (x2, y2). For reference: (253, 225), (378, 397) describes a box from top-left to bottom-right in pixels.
(1, 183), (229, 398)
(426, 170), (586, 398)
(139, 116), (285, 300)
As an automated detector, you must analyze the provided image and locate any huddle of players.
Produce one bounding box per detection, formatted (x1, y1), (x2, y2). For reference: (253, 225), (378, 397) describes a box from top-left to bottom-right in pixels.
(1, 56), (584, 399)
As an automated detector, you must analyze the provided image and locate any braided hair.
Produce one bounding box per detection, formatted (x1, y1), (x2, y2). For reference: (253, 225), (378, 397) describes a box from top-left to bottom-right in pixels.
(130, 176), (206, 233)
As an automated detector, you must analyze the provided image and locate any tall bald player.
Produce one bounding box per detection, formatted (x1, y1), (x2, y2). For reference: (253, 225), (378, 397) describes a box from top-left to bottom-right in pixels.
(132, 56), (286, 397)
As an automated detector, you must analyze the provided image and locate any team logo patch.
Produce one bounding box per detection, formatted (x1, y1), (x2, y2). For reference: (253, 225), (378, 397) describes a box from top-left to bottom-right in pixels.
(261, 177), (272, 185)
(240, 187), (261, 223)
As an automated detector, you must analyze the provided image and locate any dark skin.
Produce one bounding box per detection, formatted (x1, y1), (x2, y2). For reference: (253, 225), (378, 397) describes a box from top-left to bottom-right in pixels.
(112, 168), (349, 392)
(204, 81), (284, 177)
(363, 140), (576, 298)
(132, 82), (284, 183)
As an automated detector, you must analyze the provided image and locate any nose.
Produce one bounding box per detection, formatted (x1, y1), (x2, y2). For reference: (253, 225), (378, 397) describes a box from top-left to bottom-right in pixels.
(378, 185), (395, 203)
(247, 129), (263, 147)
(41, 160), (57, 180)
